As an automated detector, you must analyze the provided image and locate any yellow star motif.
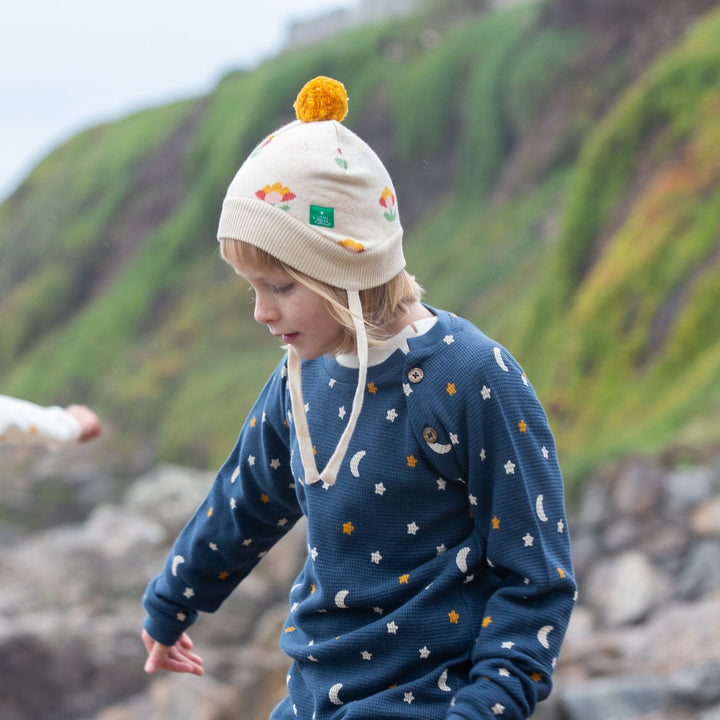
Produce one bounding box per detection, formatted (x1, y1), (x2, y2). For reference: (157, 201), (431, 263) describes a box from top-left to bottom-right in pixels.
(531, 672), (543, 682)
(284, 626), (296, 633)
(250, 416), (257, 427)
(557, 567), (566, 578)
(446, 383), (457, 396)
(518, 420), (527, 433)
(399, 574), (410, 584)
(218, 571), (229, 580)
(260, 494), (270, 504)
(343, 521), (355, 535)
(310, 584), (316, 594)
(207, 507), (213, 517)
(283, 419), (289, 428)
(407, 455), (417, 468)
(482, 615), (492, 628)
(492, 516), (501, 530)
(313, 445), (317, 455)
(448, 610), (459, 624)
(367, 382), (378, 394)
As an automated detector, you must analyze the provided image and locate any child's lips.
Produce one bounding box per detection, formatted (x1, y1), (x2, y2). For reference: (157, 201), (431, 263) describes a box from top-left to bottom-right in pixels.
(281, 333), (298, 344)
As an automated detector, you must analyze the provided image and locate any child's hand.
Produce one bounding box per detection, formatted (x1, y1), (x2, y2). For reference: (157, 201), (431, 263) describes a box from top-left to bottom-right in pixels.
(142, 629), (204, 676)
(66, 404), (102, 441)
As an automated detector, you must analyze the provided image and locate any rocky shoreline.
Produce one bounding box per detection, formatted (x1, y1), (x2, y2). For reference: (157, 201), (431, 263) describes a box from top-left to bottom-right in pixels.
(1, 445), (719, 719)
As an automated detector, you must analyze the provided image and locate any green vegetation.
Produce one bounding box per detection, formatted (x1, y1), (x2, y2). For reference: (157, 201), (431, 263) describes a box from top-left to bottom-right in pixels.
(2, 2), (720, 493)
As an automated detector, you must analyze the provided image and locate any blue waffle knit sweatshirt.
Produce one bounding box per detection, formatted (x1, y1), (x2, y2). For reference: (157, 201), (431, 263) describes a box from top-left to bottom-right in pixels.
(143, 307), (576, 719)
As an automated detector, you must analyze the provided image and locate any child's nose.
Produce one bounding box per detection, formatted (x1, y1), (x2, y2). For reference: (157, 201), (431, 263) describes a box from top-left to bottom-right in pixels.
(254, 295), (278, 325)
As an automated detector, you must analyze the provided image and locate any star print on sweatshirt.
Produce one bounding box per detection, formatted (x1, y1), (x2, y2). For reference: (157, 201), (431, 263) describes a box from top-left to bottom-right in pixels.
(143, 307), (576, 720)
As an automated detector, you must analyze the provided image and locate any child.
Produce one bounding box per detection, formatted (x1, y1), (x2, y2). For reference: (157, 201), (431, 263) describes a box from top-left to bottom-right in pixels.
(0, 394), (102, 445)
(142, 76), (576, 719)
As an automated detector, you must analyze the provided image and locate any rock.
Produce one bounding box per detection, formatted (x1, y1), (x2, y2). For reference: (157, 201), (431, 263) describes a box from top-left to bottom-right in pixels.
(559, 675), (672, 720)
(690, 496), (720, 537)
(584, 550), (673, 625)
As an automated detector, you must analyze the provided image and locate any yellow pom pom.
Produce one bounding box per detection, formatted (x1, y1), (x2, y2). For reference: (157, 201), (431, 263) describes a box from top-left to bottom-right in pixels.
(294, 76), (348, 123)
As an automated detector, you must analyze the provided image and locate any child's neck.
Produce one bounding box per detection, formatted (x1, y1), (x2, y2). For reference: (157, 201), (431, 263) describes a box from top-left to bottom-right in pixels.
(389, 302), (434, 336)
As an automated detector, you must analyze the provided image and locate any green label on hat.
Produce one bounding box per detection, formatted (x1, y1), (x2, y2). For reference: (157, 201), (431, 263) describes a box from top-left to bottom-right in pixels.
(309, 204), (335, 228)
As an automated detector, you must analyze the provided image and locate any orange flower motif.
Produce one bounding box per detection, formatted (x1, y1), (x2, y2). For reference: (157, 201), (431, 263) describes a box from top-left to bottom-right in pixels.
(379, 187), (397, 222)
(338, 237), (365, 253)
(256, 182), (296, 210)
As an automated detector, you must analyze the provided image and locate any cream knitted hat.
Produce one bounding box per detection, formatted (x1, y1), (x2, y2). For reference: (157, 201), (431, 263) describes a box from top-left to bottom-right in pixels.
(217, 76), (405, 487)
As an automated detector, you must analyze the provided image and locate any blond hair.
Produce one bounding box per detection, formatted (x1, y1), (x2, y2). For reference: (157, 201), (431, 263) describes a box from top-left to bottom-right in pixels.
(220, 238), (424, 355)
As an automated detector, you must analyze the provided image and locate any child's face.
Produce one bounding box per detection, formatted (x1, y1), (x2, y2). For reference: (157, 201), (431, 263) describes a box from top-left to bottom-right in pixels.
(234, 263), (346, 360)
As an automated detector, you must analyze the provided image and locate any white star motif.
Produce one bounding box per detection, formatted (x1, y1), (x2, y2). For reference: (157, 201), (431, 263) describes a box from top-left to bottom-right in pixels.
(278, 517), (288, 527)
(504, 460), (516, 475)
(403, 382), (413, 396)
(492, 703), (506, 715)
(448, 433), (458, 446)
(404, 692), (415, 705)
(209, 542), (218, 551)
(387, 621), (398, 634)
(522, 373), (529, 386)
(436, 544), (447, 554)
(501, 641), (515, 649)
(262, 411), (267, 423)
(557, 519), (565, 533)
(374, 606), (384, 615)
(371, 551), (382, 564)
(361, 650), (372, 660)
(523, 532), (535, 547)
(469, 494), (477, 506)
(338, 406), (346, 419)
(386, 408), (398, 422)
(183, 587), (195, 599)
(230, 498), (237, 509)
(281, 365), (288, 378)
(307, 655), (318, 662)
(176, 612), (186, 622)
(443, 334), (455, 345)
(499, 667), (511, 677)
(243, 538), (253, 546)
(231, 466), (240, 482)
(542, 446), (550, 459)
(437, 478), (447, 490)
(310, 546), (318, 560)
(329, 378), (336, 388)
(248, 455), (256, 466)
(270, 458), (281, 469)
(322, 482), (332, 491)
(481, 385), (492, 400)
(375, 482), (386, 496)
(291, 602), (298, 611)
(407, 521), (419, 535)
(419, 646), (431, 659)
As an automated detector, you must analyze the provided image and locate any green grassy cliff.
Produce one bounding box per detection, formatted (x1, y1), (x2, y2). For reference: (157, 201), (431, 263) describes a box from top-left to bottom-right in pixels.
(2, 0), (720, 489)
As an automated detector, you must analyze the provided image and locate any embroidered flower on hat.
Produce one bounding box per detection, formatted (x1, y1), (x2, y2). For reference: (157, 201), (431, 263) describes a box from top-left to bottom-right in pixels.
(250, 134), (275, 158)
(379, 187), (397, 222)
(335, 148), (349, 170)
(255, 182), (296, 211)
(338, 238), (365, 253)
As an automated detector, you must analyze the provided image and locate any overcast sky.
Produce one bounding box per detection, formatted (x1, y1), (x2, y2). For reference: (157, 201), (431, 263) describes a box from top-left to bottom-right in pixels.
(0, 0), (356, 201)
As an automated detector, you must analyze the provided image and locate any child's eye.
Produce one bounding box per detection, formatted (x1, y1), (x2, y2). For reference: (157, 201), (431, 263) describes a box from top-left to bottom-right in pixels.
(273, 283), (294, 294)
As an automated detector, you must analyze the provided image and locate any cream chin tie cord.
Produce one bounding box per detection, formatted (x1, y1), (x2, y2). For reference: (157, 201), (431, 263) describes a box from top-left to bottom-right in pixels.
(288, 290), (368, 486)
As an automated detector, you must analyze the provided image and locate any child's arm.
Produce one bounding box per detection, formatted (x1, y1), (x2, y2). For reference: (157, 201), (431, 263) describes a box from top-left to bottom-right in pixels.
(142, 359), (300, 659)
(447, 343), (576, 719)
(0, 394), (101, 445)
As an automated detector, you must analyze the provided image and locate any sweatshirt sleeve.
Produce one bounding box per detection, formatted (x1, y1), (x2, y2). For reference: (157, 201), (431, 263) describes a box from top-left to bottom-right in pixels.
(445, 339), (576, 720)
(0, 394), (82, 445)
(143, 358), (303, 646)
